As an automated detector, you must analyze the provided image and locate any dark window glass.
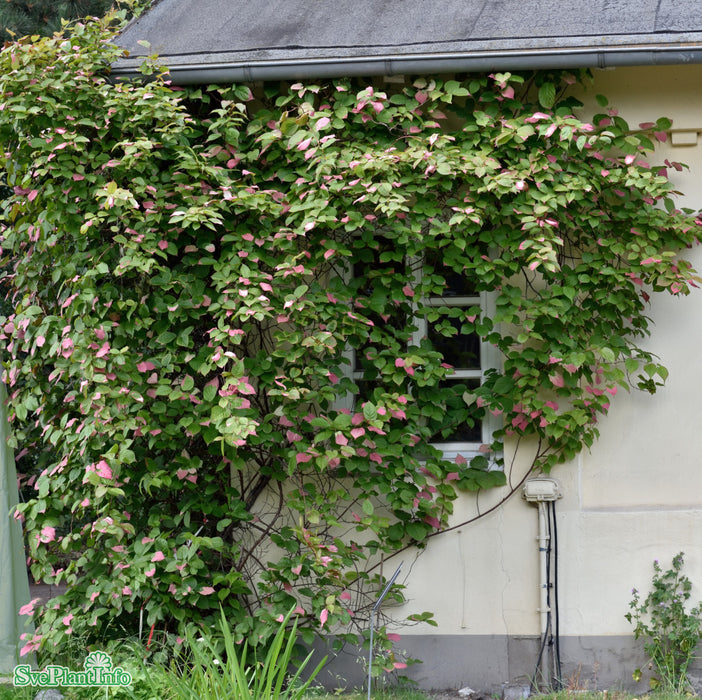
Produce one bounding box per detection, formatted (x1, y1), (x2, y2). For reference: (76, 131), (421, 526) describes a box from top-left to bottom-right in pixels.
(432, 378), (482, 443)
(425, 250), (478, 297)
(428, 318), (480, 369)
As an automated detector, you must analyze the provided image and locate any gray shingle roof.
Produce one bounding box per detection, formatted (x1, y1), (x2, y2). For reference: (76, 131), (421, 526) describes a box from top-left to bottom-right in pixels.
(113, 0), (702, 83)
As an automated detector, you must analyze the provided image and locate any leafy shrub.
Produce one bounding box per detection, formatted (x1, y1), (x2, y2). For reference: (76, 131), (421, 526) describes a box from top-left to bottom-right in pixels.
(626, 553), (702, 692)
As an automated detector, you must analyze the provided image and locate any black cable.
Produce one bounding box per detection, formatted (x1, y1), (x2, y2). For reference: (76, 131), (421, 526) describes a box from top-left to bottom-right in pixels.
(551, 500), (563, 688)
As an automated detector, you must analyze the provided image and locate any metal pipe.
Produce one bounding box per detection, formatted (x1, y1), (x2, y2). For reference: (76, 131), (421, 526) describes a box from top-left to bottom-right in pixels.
(367, 563), (403, 700)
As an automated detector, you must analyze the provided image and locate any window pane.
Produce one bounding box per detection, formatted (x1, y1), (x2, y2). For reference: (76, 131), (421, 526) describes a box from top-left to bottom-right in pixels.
(432, 378), (482, 444)
(355, 379), (379, 404)
(425, 250), (478, 297)
(428, 318), (480, 369)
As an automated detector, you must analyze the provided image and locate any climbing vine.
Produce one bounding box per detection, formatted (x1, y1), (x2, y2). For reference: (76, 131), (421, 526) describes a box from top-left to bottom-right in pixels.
(1, 14), (700, 664)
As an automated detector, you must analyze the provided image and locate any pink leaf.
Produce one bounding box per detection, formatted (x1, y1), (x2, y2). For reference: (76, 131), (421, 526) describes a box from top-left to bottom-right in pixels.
(151, 551), (165, 562)
(39, 526), (56, 543)
(19, 599), (40, 616)
(136, 361), (156, 372)
(525, 112), (550, 123)
(320, 609), (328, 627)
(423, 515), (441, 529)
(200, 587), (215, 595)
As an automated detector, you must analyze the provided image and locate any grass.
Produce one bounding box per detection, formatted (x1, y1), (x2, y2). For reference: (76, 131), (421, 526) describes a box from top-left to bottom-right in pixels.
(532, 693), (695, 700)
(0, 682), (435, 700)
(0, 687), (699, 700)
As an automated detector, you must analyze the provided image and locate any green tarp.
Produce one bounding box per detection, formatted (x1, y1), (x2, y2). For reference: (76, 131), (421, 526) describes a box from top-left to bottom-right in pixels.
(0, 382), (33, 674)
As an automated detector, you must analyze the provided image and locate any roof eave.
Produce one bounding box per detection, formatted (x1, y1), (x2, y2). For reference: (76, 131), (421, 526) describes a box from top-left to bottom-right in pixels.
(110, 44), (702, 84)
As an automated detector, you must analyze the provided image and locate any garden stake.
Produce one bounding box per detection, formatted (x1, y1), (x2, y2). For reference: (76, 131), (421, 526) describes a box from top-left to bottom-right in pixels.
(367, 562), (403, 700)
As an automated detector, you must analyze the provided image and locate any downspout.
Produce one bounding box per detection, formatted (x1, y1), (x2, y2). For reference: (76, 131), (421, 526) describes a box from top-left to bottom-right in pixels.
(111, 45), (702, 85)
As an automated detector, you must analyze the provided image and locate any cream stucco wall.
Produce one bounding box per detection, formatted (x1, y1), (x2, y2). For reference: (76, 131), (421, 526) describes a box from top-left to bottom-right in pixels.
(389, 64), (702, 676)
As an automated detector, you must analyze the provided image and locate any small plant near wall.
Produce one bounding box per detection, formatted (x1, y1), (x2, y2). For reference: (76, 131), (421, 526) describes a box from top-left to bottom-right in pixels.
(626, 553), (702, 692)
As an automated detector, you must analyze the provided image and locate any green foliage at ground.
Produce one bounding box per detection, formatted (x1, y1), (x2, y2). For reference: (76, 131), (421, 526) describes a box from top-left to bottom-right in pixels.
(627, 553), (702, 692)
(1, 9), (701, 672)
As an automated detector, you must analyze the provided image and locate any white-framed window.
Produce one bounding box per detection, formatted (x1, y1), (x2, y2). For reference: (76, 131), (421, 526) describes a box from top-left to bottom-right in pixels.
(340, 243), (500, 462)
(416, 282), (499, 461)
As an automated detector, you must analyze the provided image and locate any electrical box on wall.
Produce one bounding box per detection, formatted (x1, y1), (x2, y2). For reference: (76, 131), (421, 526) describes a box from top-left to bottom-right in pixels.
(522, 477), (561, 502)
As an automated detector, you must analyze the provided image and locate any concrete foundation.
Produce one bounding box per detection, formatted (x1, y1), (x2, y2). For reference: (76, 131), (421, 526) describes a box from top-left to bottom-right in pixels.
(312, 634), (654, 693)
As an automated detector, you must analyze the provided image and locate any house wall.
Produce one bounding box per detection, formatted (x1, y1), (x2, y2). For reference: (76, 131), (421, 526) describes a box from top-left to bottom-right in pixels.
(319, 64), (702, 693)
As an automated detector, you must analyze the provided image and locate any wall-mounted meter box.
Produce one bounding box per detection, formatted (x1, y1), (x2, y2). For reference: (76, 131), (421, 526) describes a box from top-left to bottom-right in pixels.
(522, 477), (561, 502)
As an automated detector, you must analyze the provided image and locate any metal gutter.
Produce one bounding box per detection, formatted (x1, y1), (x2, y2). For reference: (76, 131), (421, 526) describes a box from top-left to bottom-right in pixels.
(111, 44), (702, 84)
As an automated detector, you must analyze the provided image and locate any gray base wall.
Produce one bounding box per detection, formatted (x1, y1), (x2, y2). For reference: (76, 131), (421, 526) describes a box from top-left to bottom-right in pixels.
(311, 634), (653, 693)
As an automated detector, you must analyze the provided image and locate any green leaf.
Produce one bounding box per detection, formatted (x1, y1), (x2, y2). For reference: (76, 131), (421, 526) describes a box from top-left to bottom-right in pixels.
(538, 83), (556, 109)
(406, 522), (428, 540)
